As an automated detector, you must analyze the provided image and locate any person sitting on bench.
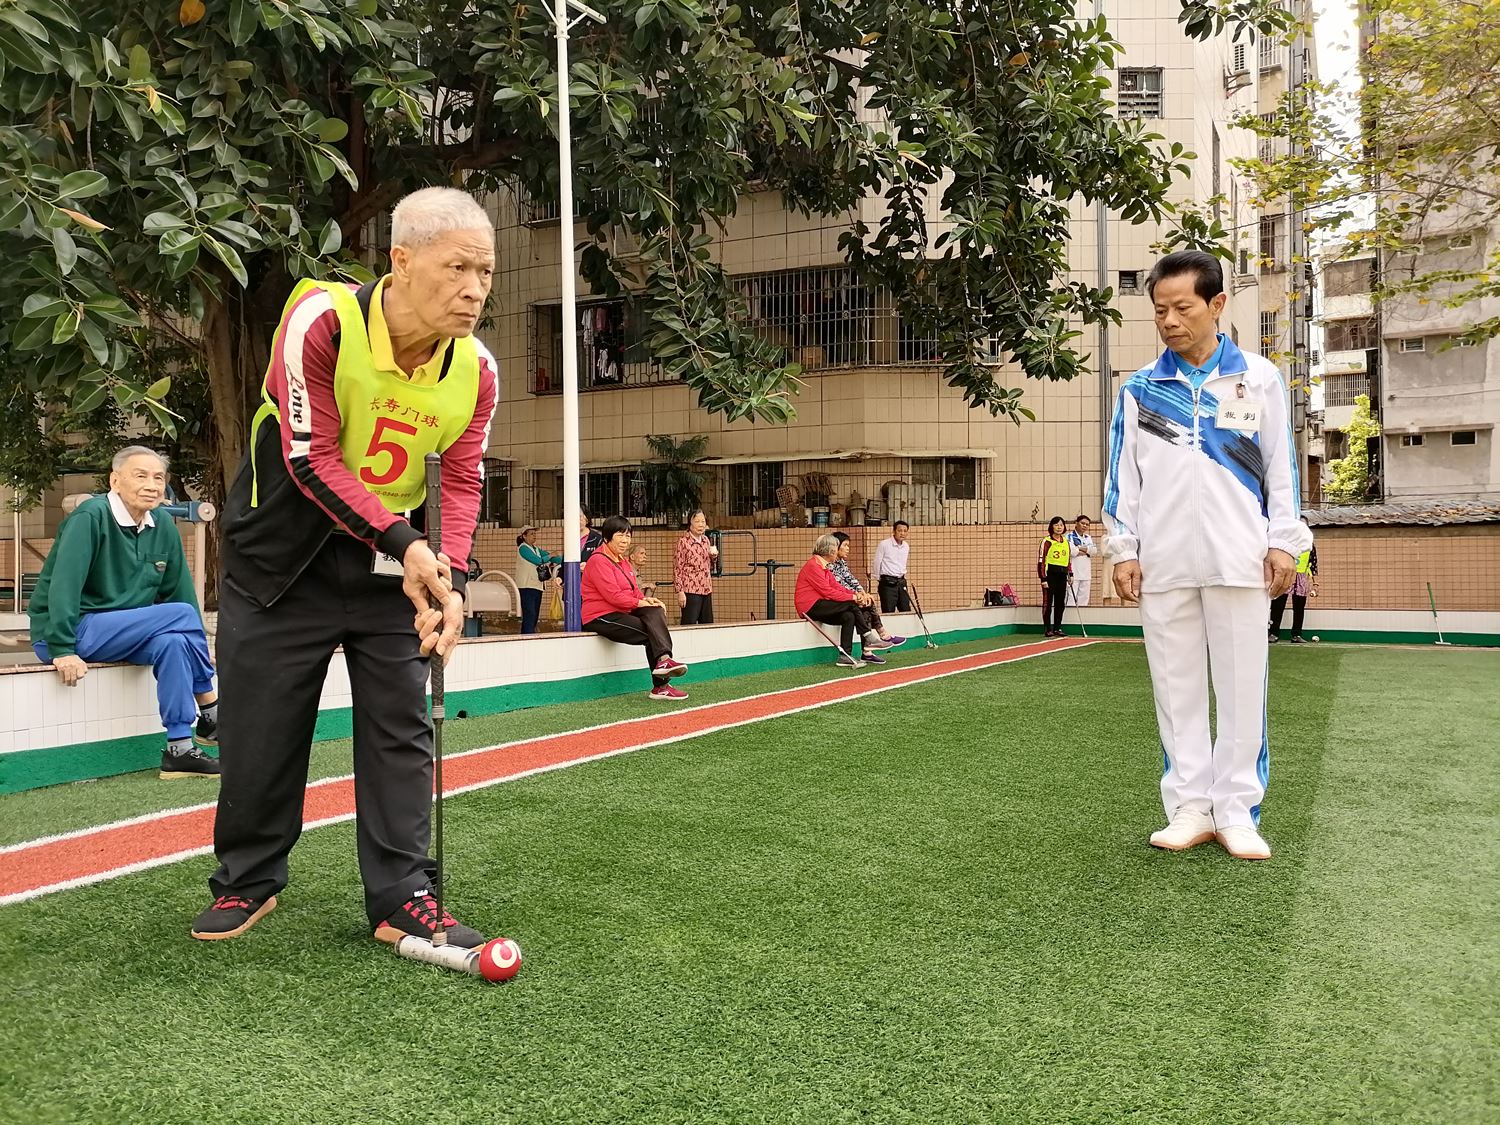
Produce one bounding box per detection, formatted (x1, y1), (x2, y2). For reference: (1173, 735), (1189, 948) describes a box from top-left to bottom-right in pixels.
(581, 515), (689, 701)
(28, 446), (219, 779)
(795, 533), (884, 668)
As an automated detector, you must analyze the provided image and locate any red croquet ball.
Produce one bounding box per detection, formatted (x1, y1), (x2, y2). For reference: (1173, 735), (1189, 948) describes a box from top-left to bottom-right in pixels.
(478, 937), (523, 982)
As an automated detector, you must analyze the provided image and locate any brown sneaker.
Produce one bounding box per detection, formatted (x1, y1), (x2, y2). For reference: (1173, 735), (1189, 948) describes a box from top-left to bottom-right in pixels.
(191, 895), (277, 940)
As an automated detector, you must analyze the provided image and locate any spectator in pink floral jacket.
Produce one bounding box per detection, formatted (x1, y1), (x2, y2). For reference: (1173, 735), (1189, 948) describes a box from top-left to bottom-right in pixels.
(673, 509), (718, 625)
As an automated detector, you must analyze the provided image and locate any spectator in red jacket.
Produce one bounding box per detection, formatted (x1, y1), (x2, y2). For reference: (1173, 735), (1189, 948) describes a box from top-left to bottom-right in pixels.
(795, 533), (884, 668)
(582, 515), (689, 700)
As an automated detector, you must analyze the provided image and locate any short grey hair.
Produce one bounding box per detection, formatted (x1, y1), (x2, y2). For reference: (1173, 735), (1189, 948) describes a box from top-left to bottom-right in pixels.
(390, 188), (492, 249)
(112, 446), (168, 472)
(812, 533), (840, 558)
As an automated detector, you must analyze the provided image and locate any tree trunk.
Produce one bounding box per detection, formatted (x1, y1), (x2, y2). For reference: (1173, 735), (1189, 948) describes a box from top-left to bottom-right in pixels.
(202, 293), (247, 499)
(199, 283), (276, 609)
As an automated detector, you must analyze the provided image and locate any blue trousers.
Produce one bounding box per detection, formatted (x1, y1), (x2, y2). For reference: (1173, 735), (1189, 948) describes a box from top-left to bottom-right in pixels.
(519, 587), (543, 634)
(34, 603), (215, 740)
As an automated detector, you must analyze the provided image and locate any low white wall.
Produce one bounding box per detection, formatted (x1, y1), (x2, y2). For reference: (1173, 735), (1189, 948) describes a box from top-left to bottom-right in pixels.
(6, 603), (1496, 759)
(0, 607), (1010, 757)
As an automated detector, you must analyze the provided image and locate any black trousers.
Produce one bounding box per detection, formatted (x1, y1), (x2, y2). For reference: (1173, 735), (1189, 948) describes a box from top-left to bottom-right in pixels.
(853, 601), (883, 638)
(805, 598), (859, 653)
(1270, 593), (1307, 638)
(585, 606), (674, 684)
(878, 575), (911, 613)
(210, 535), (436, 926)
(681, 593), (714, 626)
(1043, 566), (1069, 631)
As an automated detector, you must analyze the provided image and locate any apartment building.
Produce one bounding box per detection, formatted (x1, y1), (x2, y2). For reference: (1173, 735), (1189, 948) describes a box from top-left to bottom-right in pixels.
(1253, 0), (1319, 500)
(480, 2), (1268, 531)
(1315, 8), (1500, 503)
(1378, 243), (1500, 499)
(1319, 254), (1379, 487)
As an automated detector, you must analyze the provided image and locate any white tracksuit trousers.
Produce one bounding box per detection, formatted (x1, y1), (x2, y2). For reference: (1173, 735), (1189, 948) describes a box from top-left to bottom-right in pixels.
(1138, 585), (1271, 829)
(1068, 561), (1092, 608)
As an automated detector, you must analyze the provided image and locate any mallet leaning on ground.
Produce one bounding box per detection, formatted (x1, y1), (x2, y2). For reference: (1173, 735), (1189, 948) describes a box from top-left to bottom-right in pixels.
(388, 456), (521, 982)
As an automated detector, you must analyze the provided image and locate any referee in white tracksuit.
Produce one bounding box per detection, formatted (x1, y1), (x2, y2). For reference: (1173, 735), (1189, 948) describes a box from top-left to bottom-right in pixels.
(1105, 251), (1311, 861)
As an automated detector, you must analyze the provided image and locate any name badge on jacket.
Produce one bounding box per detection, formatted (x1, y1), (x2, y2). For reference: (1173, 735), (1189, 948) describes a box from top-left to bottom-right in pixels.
(372, 550), (405, 577)
(1215, 399), (1261, 434)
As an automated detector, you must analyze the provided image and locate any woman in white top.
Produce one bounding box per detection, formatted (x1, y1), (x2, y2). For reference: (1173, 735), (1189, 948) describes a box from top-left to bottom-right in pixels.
(1067, 515), (1095, 608)
(514, 526), (561, 634)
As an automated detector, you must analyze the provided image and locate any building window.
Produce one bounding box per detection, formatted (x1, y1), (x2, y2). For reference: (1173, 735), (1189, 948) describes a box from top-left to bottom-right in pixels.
(1238, 248), (1251, 276)
(529, 467), (654, 524)
(1399, 337), (1425, 353)
(1259, 311), (1278, 351)
(736, 266), (876, 369)
(1400, 434), (1424, 447)
(1323, 373), (1370, 408)
(1451, 431), (1478, 446)
(1117, 69), (1163, 119)
(911, 457), (979, 501)
(1259, 34), (1279, 72)
(1259, 216), (1284, 270)
(1118, 270), (1141, 295)
(1232, 42), (1249, 74)
(1324, 317), (1378, 352)
(727, 462), (785, 517)
(480, 459), (510, 525)
(1324, 258), (1375, 297)
(585, 470), (621, 520)
(529, 298), (671, 395)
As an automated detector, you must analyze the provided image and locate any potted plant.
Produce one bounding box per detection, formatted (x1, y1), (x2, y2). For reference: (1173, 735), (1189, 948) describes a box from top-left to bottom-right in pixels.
(641, 434), (710, 527)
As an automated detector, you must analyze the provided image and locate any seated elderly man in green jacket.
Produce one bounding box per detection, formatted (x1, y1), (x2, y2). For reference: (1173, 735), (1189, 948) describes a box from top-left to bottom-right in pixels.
(29, 446), (219, 778)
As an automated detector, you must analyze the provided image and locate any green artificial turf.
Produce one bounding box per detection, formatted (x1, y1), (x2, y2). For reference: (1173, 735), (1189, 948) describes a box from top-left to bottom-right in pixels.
(1, 642), (1497, 1124)
(0, 634), (1029, 847)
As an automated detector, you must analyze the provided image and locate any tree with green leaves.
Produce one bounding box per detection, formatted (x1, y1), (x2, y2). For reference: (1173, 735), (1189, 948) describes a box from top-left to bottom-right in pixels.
(1324, 393), (1381, 504)
(1239, 0), (1500, 342)
(1, 0), (1289, 510)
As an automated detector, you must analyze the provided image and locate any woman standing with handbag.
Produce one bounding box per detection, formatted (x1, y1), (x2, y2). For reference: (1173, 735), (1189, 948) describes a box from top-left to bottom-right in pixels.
(514, 525), (561, 635)
(1038, 516), (1072, 638)
(673, 509), (718, 625)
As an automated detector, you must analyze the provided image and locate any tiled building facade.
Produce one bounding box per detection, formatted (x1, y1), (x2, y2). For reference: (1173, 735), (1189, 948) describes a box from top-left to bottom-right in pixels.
(479, 2), (1272, 531)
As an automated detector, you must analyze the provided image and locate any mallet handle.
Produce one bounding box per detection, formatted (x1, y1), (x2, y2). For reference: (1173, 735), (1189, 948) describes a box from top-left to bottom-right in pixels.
(424, 453), (446, 945)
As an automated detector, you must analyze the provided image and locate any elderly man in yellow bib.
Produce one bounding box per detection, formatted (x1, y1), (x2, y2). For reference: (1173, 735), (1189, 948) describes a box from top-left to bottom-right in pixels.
(191, 188), (500, 950)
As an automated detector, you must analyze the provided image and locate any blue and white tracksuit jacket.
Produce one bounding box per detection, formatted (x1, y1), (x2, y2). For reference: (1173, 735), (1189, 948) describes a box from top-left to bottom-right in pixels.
(1104, 338), (1311, 589)
(1104, 337), (1311, 830)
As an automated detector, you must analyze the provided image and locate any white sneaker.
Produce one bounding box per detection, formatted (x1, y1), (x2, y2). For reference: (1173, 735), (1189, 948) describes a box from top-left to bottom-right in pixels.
(1216, 825), (1271, 860)
(1149, 808), (1216, 852)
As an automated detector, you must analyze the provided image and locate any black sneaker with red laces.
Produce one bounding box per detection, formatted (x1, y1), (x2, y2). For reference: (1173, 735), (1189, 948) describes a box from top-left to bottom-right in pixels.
(191, 894), (277, 940)
(374, 890), (485, 949)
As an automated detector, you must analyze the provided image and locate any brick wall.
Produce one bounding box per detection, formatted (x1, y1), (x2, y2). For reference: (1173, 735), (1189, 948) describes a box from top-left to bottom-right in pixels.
(8, 521), (1491, 622)
(472, 521), (1500, 620)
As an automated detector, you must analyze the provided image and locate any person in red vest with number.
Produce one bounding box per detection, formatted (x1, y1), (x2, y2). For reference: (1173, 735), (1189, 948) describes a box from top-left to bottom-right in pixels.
(192, 188), (500, 950)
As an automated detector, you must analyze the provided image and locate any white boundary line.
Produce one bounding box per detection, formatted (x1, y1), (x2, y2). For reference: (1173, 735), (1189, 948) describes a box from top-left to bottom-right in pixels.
(1, 641), (1092, 905)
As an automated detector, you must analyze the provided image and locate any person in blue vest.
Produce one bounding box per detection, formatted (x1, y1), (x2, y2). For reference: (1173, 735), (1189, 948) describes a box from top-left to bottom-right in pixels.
(192, 188), (501, 947)
(1105, 251), (1310, 861)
